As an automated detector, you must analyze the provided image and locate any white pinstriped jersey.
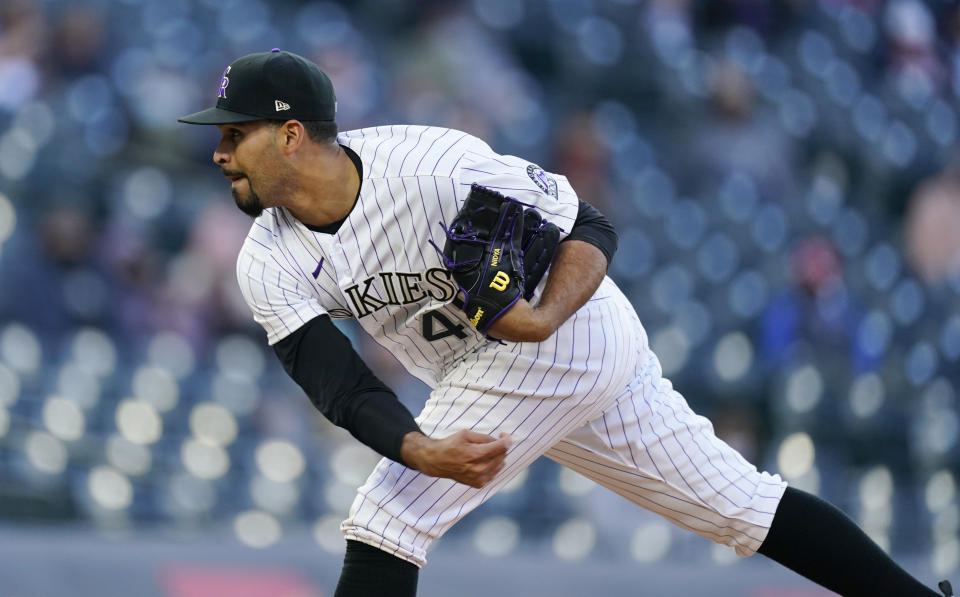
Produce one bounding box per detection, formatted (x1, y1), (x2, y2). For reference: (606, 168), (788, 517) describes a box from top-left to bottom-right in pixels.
(236, 125), (579, 387)
(235, 124), (788, 568)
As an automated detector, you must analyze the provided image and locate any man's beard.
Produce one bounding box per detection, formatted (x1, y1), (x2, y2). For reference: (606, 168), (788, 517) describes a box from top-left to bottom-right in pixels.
(232, 182), (264, 218)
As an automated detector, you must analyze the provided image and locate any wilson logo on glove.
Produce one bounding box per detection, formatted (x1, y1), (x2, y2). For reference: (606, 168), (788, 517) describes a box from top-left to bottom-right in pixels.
(430, 184), (560, 334)
(489, 272), (510, 291)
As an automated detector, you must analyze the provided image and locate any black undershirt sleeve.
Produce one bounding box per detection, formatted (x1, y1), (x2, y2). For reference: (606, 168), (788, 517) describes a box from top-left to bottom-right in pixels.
(272, 315), (421, 464)
(562, 200), (618, 266)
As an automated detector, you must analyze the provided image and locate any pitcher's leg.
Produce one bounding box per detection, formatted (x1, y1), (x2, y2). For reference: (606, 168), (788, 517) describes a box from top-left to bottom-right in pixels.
(546, 350), (943, 595)
(334, 540), (419, 597)
(758, 487), (939, 597)
(546, 369), (785, 555)
(342, 297), (638, 567)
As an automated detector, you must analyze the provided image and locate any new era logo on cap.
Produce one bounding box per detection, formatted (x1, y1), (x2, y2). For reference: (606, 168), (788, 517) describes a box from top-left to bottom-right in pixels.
(275, 100), (290, 111)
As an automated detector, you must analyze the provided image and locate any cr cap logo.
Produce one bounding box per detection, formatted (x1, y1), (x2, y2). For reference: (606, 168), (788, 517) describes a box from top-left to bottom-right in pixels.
(218, 65), (231, 99)
(275, 100), (291, 111)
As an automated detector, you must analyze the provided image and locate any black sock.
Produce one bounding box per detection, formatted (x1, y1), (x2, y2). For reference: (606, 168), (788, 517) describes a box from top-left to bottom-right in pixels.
(334, 540), (419, 597)
(757, 486), (937, 596)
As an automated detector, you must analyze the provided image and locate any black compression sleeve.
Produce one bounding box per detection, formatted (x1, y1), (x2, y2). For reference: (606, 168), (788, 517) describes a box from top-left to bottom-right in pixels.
(335, 540), (419, 597)
(272, 315), (421, 464)
(758, 487), (938, 596)
(563, 200), (618, 266)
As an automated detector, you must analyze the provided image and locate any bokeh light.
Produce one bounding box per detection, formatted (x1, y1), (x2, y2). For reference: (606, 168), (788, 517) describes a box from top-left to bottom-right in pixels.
(849, 373), (885, 419)
(88, 466), (133, 511)
(0, 363), (20, 407)
(256, 440), (306, 484)
(330, 444), (380, 486)
(116, 400), (163, 445)
(473, 516), (520, 557)
(0, 407), (10, 439)
(56, 364), (101, 411)
(212, 371), (259, 416)
(0, 192), (16, 247)
(147, 332), (195, 380)
(630, 522), (672, 563)
(234, 510), (282, 548)
(189, 402), (238, 447)
(71, 328), (117, 379)
(25, 431), (68, 476)
(926, 471), (956, 514)
(313, 515), (347, 554)
(166, 473), (216, 518)
(552, 518), (596, 561)
(131, 366), (179, 413)
(558, 468), (596, 497)
(777, 432), (815, 480)
(215, 334), (266, 379)
(0, 323), (41, 376)
(714, 332), (754, 382)
(785, 365), (823, 414)
(181, 438), (230, 481)
(42, 396), (86, 442)
(250, 474), (300, 515)
(105, 434), (152, 477)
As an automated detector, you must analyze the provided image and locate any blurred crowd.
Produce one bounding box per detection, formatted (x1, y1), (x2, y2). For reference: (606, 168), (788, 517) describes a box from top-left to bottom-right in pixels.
(0, 0), (959, 575)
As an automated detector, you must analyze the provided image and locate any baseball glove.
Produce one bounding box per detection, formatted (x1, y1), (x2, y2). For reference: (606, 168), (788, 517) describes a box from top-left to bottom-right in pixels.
(518, 206), (560, 300)
(434, 184), (560, 333)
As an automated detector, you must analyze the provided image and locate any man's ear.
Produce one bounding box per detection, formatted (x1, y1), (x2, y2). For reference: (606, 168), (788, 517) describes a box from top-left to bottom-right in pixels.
(277, 120), (305, 156)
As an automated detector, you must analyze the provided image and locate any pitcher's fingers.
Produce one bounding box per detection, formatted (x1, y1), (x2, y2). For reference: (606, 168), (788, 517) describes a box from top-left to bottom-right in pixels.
(473, 437), (510, 461)
(461, 429), (498, 443)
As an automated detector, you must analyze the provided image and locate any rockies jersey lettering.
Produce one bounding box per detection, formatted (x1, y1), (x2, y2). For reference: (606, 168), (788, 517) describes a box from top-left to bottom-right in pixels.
(342, 268), (458, 318)
(237, 125), (579, 386)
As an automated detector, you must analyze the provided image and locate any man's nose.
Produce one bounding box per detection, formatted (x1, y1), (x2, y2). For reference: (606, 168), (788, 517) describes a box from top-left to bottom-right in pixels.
(213, 142), (230, 165)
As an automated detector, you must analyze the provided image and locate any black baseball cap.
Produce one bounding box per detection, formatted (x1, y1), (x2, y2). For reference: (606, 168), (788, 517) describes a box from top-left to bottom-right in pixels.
(178, 49), (336, 125)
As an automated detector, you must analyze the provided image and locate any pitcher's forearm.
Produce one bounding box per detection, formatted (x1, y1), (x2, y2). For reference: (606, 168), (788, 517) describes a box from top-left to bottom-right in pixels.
(533, 239), (608, 331)
(488, 240), (608, 343)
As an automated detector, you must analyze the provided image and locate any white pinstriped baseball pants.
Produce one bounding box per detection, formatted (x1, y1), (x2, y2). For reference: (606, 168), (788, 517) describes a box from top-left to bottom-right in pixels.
(341, 278), (787, 567)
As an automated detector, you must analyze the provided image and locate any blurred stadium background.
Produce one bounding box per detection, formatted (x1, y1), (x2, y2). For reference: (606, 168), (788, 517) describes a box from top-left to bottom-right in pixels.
(0, 0), (959, 595)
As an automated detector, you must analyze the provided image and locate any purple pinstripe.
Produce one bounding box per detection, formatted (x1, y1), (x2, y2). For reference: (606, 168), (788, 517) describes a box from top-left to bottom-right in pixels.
(276, 267), (306, 325)
(367, 129), (393, 179)
(429, 133), (469, 177)
(415, 308), (616, 546)
(378, 124), (406, 177)
(546, 445), (764, 549)
(395, 178), (429, 268)
(349, 349), (498, 533)
(412, 129), (453, 174)
(455, 181), (575, 223)
(396, 127), (428, 175)
(426, 307), (623, 540)
(270, 212), (349, 310)
(654, 392), (764, 504)
(367, 179), (402, 267)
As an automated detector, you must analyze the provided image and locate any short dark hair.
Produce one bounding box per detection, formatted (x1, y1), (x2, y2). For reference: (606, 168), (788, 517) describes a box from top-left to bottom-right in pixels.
(269, 119), (338, 144)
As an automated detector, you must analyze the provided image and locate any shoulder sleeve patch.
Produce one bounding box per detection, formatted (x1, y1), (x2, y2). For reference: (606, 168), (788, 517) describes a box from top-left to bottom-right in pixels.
(526, 164), (558, 200)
